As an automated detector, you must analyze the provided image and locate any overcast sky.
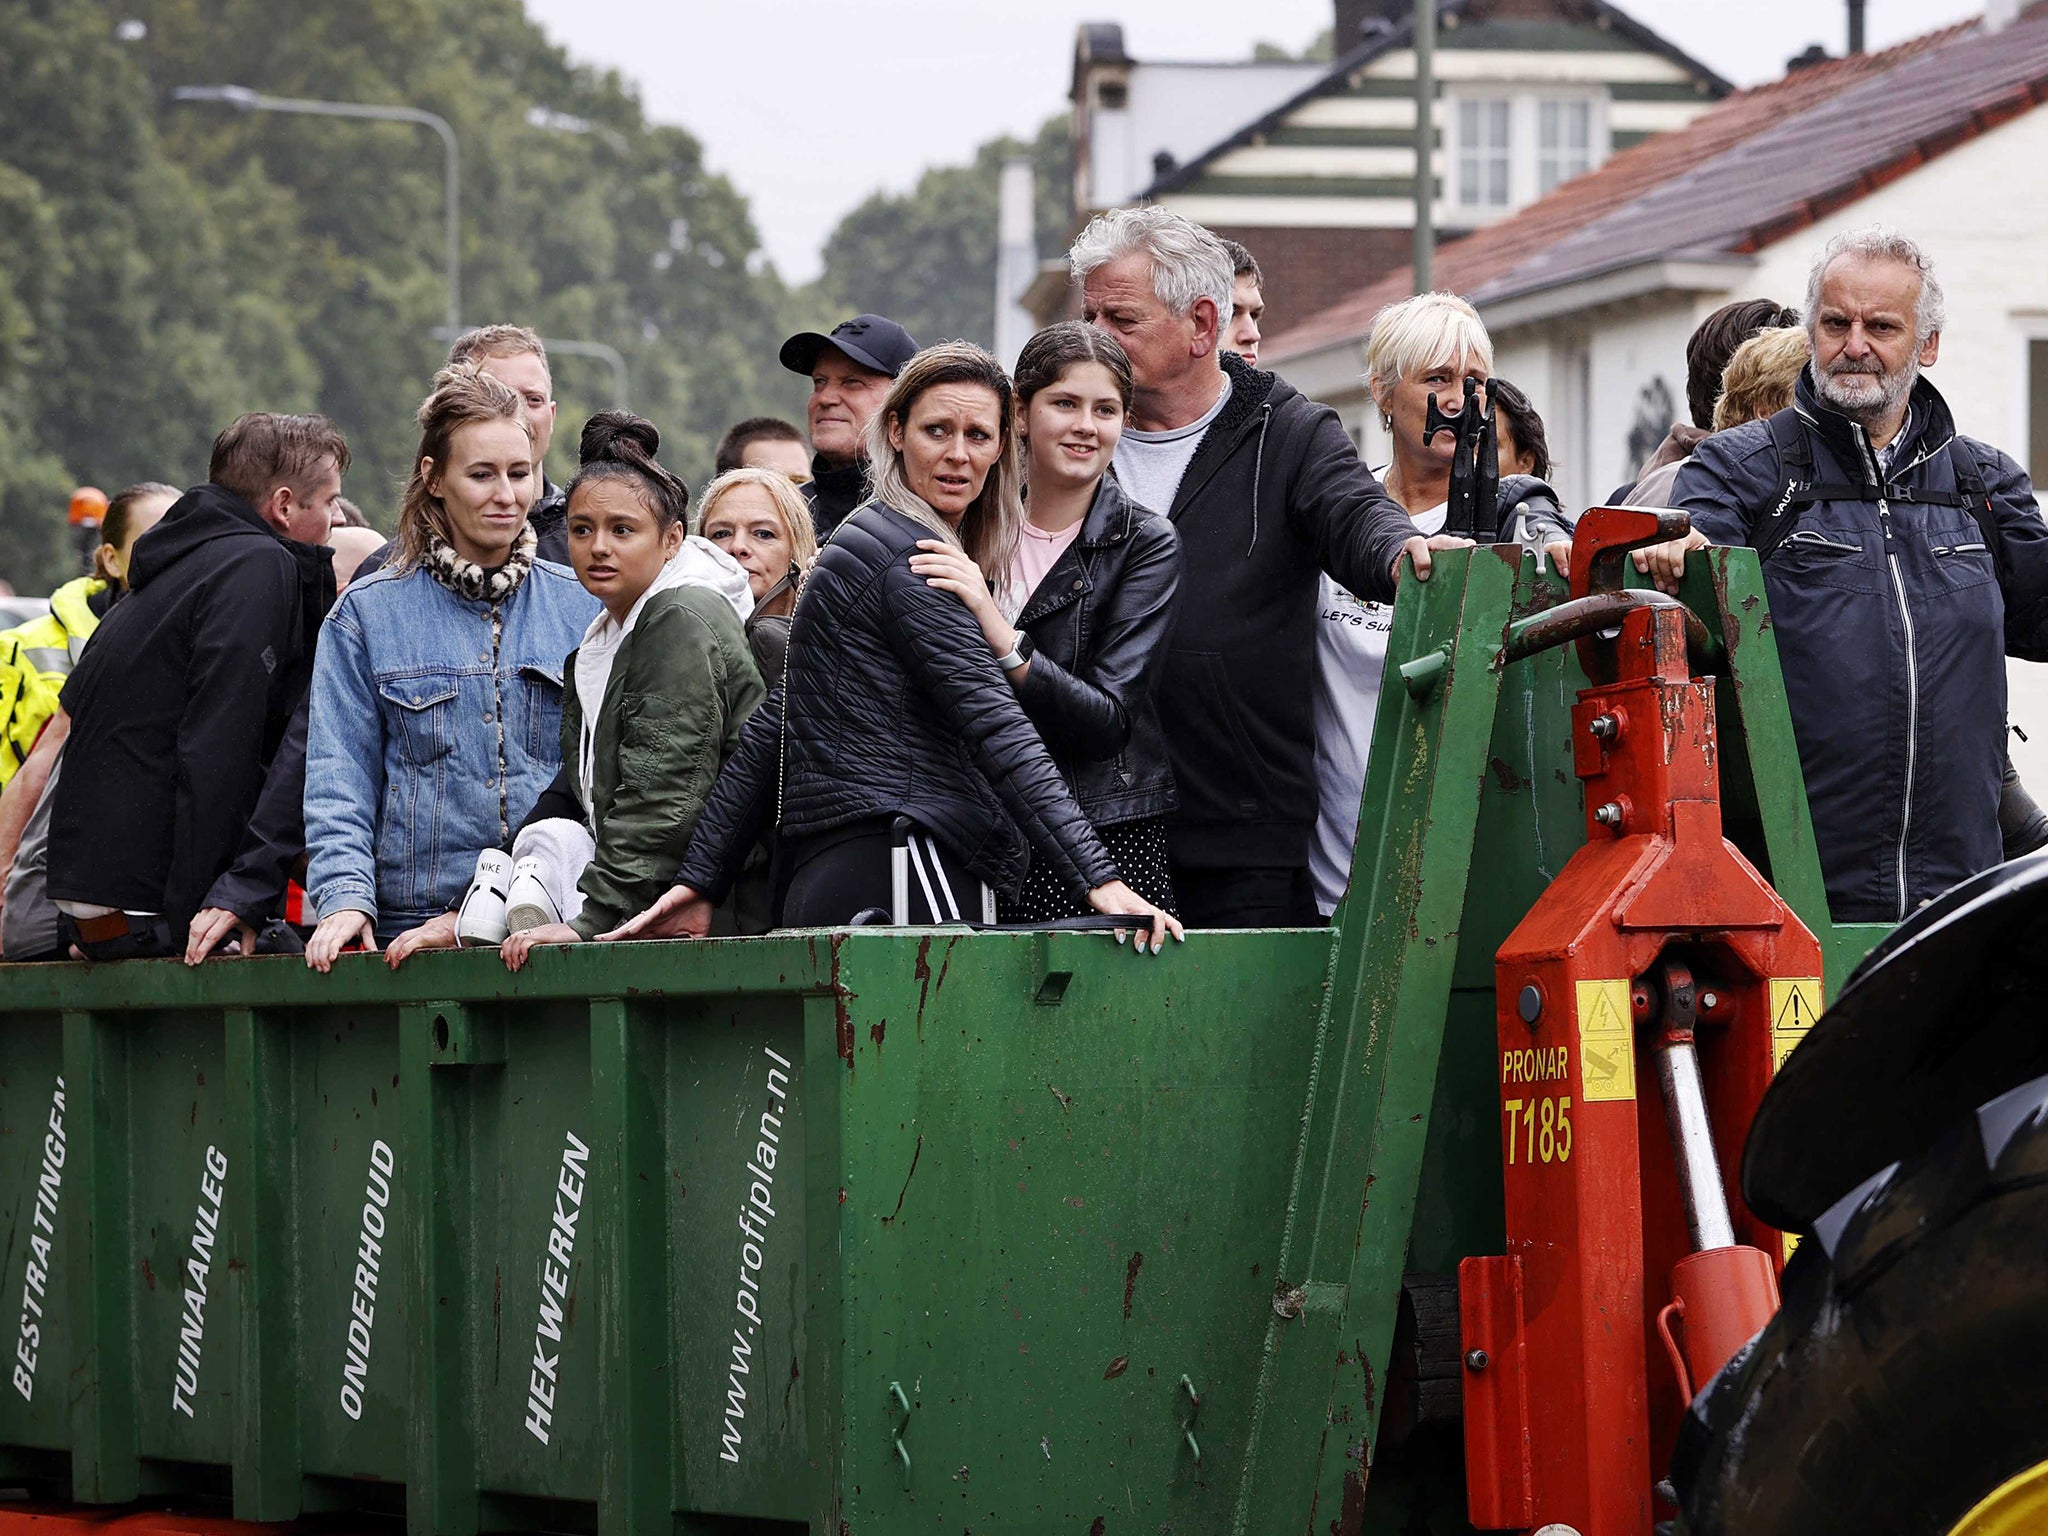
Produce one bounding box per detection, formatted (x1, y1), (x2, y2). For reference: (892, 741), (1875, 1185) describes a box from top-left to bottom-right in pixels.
(524, 0), (1983, 282)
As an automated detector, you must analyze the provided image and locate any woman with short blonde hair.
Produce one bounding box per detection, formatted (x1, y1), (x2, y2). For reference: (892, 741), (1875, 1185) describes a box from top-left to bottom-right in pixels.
(1364, 291), (1496, 426)
(1312, 292), (1567, 921)
(695, 466), (818, 689)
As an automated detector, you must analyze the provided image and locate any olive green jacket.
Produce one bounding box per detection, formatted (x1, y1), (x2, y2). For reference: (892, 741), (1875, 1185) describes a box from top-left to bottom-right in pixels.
(560, 586), (765, 938)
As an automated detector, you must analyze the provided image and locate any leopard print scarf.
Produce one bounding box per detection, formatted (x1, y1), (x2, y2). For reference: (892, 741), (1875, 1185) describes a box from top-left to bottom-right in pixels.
(423, 524), (536, 602)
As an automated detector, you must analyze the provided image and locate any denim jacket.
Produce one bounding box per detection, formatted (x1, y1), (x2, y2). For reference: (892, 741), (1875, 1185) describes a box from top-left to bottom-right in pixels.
(305, 559), (599, 937)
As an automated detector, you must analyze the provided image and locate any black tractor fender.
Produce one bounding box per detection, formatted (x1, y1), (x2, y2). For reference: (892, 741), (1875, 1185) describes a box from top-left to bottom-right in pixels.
(1743, 850), (2048, 1232)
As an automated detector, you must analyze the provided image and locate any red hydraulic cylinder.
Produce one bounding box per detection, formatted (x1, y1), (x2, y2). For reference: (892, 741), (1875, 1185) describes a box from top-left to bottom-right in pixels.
(1460, 509), (1821, 1536)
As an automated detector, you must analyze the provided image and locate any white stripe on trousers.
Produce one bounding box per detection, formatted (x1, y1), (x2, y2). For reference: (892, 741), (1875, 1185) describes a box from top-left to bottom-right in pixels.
(906, 836), (948, 921)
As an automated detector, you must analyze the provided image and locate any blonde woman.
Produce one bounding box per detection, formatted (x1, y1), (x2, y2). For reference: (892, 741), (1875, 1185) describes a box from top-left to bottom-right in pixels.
(302, 365), (598, 969)
(1314, 292), (1583, 917)
(604, 342), (1180, 949)
(1713, 326), (1811, 432)
(696, 466), (818, 690)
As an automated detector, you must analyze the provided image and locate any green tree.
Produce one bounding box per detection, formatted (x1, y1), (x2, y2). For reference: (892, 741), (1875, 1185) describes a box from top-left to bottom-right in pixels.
(0, 0), (808, 593)
(816, 115), (1072, 351)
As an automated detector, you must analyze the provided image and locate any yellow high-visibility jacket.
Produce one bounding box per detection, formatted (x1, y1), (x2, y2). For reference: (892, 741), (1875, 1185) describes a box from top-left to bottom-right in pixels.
(0, 577), (107, 784)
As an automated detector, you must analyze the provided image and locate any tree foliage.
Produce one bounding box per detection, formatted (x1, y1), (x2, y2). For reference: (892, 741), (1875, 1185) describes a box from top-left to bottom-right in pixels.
(0, 0), (808, 591)
(817, 115), (1073, 353)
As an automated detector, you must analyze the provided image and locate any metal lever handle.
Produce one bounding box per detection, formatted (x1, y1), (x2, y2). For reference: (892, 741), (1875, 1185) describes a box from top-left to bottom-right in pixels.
(1500, 589), (1717, 671)
(1568, 505), (1695, 600)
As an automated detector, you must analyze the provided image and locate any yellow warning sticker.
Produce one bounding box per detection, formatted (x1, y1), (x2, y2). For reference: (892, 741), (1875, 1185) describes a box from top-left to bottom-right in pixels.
(1575, 980), (1636, 1102)
(1769, 977), (1823, 1072)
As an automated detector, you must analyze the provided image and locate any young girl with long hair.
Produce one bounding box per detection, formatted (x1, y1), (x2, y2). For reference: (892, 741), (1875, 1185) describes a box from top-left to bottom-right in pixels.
(907, 322), (1182, 921)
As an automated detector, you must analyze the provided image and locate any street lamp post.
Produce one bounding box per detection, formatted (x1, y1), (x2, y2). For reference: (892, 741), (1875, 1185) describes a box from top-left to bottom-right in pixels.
(172, 85), (461, 334)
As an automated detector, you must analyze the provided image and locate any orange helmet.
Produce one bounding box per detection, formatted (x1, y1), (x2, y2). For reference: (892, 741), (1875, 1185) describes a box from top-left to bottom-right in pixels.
(68, 486), (109, 528)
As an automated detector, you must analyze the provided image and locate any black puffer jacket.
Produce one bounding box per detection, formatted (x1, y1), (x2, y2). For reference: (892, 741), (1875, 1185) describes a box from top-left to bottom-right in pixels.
(1013, 473), (1180, 825)
(675, 502), (1119, 903)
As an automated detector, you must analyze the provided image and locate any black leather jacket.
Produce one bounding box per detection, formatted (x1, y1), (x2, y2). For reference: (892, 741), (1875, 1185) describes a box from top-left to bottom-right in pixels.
(1013, 474), (1180, 825)
(675, 503), (1120, 904)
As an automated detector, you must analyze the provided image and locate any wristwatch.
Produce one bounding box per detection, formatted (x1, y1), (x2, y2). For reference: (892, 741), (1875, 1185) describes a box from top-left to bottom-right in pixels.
(996, 634), (1034, 671)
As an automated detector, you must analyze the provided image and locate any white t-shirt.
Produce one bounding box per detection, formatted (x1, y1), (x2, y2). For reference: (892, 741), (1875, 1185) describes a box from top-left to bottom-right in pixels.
(1113, 377), (1232, 515)
(1311, 495), (1447, 917)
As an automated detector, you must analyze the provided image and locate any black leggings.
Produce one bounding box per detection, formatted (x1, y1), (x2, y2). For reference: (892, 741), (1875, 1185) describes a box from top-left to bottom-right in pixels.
(782, 821), (992, 927)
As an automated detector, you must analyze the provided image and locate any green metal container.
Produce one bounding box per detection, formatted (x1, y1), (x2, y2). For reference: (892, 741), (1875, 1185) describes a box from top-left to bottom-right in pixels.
(0, 548), (1885, 1533)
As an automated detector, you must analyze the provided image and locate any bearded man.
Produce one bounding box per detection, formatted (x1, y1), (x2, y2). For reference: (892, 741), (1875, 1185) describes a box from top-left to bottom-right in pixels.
(1676, 225), (2048, 922)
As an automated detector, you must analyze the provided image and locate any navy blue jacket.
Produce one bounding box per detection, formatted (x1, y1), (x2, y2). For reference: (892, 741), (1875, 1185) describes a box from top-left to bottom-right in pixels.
(1676, 373), (2048, 922)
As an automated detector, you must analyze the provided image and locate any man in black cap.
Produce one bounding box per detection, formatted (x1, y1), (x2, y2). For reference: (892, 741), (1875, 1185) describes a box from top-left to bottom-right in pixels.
(779, 313), (919, 539)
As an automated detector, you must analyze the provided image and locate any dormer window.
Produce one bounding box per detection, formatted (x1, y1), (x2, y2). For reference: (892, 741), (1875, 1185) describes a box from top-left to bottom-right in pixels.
(1538, 98), (1595, 194)
(1449, 89), (1610, 217)
(1456, 98), (1512, 211)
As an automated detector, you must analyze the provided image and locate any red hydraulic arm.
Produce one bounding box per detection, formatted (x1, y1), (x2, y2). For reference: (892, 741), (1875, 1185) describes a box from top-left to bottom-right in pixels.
(1459, 508), (1821, 1535)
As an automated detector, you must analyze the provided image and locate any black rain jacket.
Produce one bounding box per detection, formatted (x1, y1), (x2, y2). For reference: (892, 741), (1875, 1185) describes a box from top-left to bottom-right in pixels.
(1154, 352), (1417, 870)
(675, 502), (1118, 904)
(49, 483), (334, 927)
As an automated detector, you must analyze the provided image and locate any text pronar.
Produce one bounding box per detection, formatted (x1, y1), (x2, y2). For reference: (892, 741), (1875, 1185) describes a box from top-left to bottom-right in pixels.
(11, 1076), (65, 1402)
(524, 1129), (590, 1444)
(172, 1144), (229, 1417)
(339, 1139), (396, 1421)
(720, 1044), (793, 1465)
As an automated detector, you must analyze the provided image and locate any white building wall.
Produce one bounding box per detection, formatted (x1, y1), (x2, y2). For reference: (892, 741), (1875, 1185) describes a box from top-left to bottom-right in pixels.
(1087, 62), (1322, 209)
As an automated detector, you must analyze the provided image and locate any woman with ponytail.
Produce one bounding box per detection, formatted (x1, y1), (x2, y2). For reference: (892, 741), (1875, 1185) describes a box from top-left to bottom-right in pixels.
(302, 365), (598, 970)
(476, 412), (765, 970)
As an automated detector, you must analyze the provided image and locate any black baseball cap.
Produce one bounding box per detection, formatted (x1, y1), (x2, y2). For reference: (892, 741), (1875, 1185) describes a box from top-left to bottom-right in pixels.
(780, 314), (920, 379)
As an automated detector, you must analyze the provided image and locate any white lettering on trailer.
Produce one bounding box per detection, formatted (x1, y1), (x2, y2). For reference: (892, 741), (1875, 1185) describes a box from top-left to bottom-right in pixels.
(719, 1044), (792, 1465)
(338, 1138), (395, 1421)
(524, 1128), (590, 1444)
(170, 1144), (229, 1418)
(11, 1076), (66, 1402)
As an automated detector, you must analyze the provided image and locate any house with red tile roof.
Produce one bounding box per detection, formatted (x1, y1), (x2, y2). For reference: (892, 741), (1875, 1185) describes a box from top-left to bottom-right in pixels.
(1263, 6), (2048, 514)
(1026, 0), (1728, 339)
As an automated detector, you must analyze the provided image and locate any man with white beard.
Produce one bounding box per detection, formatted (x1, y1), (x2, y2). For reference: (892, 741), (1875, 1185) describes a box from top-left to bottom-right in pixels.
(1676, 224), (2048, 922)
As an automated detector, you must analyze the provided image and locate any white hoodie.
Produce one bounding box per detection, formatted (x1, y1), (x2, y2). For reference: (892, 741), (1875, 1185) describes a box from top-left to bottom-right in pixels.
(572, 536), (754, 821)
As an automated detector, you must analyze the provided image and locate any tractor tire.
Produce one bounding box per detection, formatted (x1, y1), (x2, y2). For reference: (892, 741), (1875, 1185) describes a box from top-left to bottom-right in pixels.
(1672, 1070), (2048, 1536)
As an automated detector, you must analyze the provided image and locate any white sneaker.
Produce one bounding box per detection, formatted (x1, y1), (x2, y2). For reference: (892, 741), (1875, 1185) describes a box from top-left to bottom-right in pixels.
(456, 849), (512, 947)
(504, 857), (561, 935)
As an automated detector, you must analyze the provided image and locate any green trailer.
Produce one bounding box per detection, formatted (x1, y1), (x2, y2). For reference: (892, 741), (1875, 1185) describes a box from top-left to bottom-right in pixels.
(0, 547), (1881, 1533)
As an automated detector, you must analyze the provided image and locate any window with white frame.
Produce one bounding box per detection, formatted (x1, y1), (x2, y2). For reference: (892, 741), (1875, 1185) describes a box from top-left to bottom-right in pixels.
(1449, 91), (1607, 216)
(1456, 97), (1512, 211)
(1538, 98), (1594, 195)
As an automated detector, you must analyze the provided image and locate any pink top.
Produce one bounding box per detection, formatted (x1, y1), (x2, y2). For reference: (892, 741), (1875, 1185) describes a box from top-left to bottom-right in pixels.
(1002, 517), (1085, 619)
